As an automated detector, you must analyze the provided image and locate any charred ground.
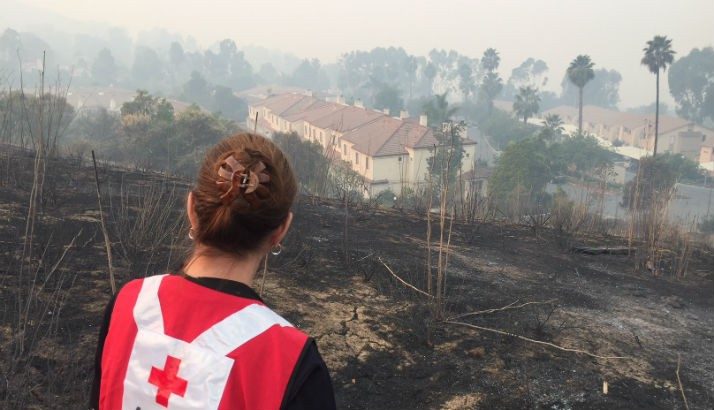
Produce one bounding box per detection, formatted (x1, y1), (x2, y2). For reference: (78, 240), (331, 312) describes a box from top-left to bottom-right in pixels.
(1, 148), (712, 409)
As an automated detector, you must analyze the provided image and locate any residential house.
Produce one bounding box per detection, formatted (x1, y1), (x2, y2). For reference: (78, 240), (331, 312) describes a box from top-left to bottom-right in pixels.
(543, 105), (714, 163)
(249, 93), (477, 196)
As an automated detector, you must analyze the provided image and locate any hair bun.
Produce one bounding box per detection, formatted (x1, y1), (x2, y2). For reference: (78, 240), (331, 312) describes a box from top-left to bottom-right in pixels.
(216, 153), (271, 207)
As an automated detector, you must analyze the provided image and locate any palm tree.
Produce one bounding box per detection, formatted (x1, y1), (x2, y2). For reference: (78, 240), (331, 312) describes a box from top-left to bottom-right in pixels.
(567, 55), (595, 134)
(642, 35), (676, 156)
(481, 48), (500, 73)
(423, 91), (458, 126)
(423, 62), (437, 95)
(513, 86), (540, 124)
(479, 71), (503, 114)
(539, 113), (565, 141)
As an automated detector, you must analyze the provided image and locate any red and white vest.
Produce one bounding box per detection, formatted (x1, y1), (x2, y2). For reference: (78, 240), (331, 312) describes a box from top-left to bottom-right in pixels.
(99, 274), (308, 410)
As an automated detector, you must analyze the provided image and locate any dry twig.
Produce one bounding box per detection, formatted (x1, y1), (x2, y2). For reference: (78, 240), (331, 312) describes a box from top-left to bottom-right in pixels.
(676, 354), (690, 410)
(445, 320), (629, 360)
(446, 299), (557, 321)
(378, 257), (433, 298)
(92, 150), (116, 294)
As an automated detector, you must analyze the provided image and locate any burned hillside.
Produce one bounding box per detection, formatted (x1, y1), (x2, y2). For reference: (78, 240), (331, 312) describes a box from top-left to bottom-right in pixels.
(0, 147), (712, 409)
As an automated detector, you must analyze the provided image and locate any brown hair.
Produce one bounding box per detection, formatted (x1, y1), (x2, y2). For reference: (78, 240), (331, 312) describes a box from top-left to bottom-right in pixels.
(191, 132), (297, 255)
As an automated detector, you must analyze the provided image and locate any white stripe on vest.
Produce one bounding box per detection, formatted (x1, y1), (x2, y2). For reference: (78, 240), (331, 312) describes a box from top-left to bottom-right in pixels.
(121, 274), (294, 409)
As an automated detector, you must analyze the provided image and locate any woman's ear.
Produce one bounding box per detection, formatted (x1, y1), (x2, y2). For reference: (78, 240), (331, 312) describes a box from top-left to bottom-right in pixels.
(271, 212), (293, 246)
(187, 191), (199, 231)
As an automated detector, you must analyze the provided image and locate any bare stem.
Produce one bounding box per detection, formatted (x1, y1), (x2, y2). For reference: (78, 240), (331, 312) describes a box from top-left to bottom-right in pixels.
(92, 150), (116, 294)
(378, 257), (433, 298)
(676, 354), (690, 410)
(445, 320), (630, 360)
(446, 299), (557, 321)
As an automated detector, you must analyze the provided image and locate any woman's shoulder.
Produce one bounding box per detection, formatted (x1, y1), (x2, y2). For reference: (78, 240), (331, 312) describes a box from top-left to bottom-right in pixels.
(119, 273), (165, 288)
(113, 274), (169, 304)
(245, 303), (310, 342)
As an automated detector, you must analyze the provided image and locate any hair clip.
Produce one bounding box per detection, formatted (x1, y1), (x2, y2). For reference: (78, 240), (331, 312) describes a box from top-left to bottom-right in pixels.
(216, 154), (270, 203)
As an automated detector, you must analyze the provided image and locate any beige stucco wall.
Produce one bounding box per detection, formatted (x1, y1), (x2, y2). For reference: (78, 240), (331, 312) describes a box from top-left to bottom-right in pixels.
(700, 146), (714, 164)
(405, 147), (430, 186)
(462, 143), (477, 173)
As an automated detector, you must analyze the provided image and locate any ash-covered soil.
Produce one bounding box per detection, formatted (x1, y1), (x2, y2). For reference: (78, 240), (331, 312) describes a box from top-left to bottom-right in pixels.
(1, 148), (712, 409)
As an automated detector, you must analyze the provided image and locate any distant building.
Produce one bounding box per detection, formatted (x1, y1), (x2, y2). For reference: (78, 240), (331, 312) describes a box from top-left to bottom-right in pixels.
(66, 87), (192, 113)
(249, 93), (478, 196)
(543, 105), (714, 163)
(235, 85), (313, 106)
(701, 145), (714, 163)
(700, 145), (714, 176)
(460, 167), (493, 198)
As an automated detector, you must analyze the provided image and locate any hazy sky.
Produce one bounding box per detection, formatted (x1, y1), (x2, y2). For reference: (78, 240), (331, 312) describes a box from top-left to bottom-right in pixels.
(12, 0), (714, 108)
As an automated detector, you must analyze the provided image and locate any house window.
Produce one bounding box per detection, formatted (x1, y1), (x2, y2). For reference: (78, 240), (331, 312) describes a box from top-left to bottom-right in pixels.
(366, 157), (369, 170)
(355, 152), (359, 164)
(343, 144), (346, 154)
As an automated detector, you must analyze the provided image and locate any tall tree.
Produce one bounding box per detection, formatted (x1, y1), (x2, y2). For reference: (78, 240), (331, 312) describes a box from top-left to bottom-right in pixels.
(503, 58), (549, 100)
(458, 62), (475, 100)
(423, 62), (437, 95)
(560, 68), (621, 109)
(373, 84), (404, 116)
(131, 46), (164, 88)
(182, 71), (211, 107)
(406, 56), (417, 101)
(641, 35), (676, 156)
(513, 86), (540, 124)
(566, 55), (595, 134)
(481, 48), (500, 73)
(423, 92), (458, 126)
(91, 48), (117, 85)
(168, 41), (185, 66)
(479, 71), (503, 113)
(489, 137), (551, 205)
(289, 59), (328, 91)
(668, 47), (714, 123)
(538, 113), (564, 142)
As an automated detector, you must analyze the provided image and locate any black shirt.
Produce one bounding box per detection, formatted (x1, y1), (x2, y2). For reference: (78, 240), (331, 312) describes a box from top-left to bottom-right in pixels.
(90, 273), (336, 410)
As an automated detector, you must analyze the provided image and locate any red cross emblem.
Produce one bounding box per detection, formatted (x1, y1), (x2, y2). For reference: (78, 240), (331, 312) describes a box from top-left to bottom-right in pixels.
(148, 355), (188, 407)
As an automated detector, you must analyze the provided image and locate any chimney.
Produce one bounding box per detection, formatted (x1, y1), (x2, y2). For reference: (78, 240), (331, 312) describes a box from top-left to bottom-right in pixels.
(399, 110), (409, 120)
(354, 98), (364, 108)
(419, 114), (428, 127)
(382, 108), (390, 115)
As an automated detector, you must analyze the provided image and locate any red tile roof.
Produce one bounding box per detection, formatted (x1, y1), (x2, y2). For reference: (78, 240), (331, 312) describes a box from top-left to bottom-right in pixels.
(254, 93), (313, 116)
(544, 105), (695, 134)
(283, 102), (345, 123)
(340, 116), (439, 157)
(309, 105), (385, 132)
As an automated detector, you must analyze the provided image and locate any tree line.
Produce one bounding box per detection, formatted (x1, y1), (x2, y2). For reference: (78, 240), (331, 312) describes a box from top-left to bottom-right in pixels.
(4, 27), (712, 128)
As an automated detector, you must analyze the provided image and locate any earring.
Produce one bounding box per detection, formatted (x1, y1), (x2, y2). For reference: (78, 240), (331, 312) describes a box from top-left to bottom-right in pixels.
(270, 243), (282, 256)
(188, 228), (196, 240)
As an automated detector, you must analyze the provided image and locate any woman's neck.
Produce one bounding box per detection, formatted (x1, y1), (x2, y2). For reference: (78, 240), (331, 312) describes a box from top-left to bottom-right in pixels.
(182, 245), (262, 287)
